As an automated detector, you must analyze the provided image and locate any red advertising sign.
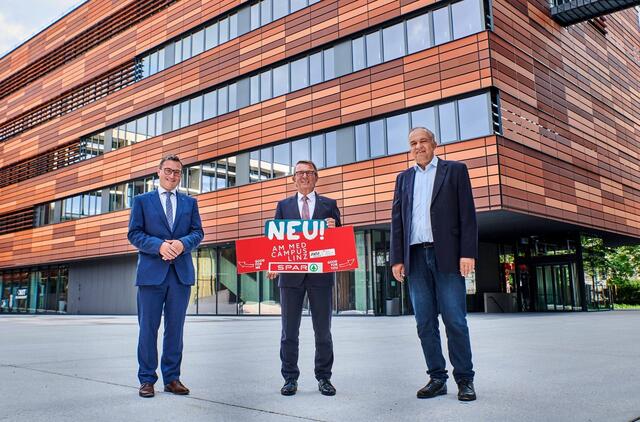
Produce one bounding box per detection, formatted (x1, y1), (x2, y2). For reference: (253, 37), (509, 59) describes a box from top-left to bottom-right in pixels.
(235, 220), (358, 274)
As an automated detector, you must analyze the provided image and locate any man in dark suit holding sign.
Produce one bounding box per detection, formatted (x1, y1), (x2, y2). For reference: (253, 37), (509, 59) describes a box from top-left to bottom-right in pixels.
(390, 127), (478, 401)
(268, 160), (341, 396)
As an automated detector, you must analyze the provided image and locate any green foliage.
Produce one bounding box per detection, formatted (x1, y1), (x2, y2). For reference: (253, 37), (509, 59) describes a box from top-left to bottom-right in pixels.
(613, 303), (640, 310)
(611, 279), (640, 305)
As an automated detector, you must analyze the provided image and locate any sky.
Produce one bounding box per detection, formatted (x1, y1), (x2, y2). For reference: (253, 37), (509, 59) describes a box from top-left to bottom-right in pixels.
(0, 0), (85, 59)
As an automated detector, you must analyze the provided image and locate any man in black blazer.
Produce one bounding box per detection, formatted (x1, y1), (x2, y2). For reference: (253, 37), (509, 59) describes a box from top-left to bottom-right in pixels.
(390, 127), (478, 401)
(268, 160), (341, 397)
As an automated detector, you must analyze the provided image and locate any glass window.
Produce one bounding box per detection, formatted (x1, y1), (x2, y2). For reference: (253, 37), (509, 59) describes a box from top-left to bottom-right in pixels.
(310, 52), (323, 85)
(136, 116), (147, 142)
(174, 40), (183, 64)
(204, 91), (217, 119)
(218, 86), (229, 115)
(352, 36), (365, 71)
(366, 31), (382, 67)
(452, 0), (484, 39)
(311, 134), (325, 168)
(158, 47), (166, 70)
(250, 150), (261, 181)
(291, 137), (310, 164)
(273, 64), (290, 97)
(202, 163), (216, 192)
(147, 113), (157, 137)
(386, 113), (410, 154)
(229, 83), (238, 111)
(407, 13), (431, 54)
(323, 48), (335, 80)
(141, 55), (150, 78)
(273, 0), (288, 20)
(458, 94), (491, 140)
(325, 131), (337, 167)
(149, 51), (158, 75)
(382, 22), (406, 61)
(182, 35), (192, 61)
(355, 123), (369, 161)
(126, 120), (136, 145)
(219, 17), (230, 44)
(290, 57), (309, 91)
(261, 0), (273, 25)
(273, 143), (291, 177)
(438, 101), (457, 143)
(369, 119), (385, 157)
(180, 101), (190, 128)
(260, 147), (273, 179)
(156, 109), (164, 134)
(261, 70), (272, 101)
(291, 0), (307, 12)
(250, 75), (260, 104)
(192, 29), (205, 56)
(251, 3), (260, 30)
(205, 23), (219, 49)
(217, 247), (238, 314)
(411, 107), (437, 137)
(433, 6), (452, 45)
(230, 13), (238, 39)
(190, 96), (203, 125)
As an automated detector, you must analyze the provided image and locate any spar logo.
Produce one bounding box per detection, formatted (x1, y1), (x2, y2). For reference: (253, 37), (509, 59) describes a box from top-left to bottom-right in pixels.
(269, 262), (323, 273)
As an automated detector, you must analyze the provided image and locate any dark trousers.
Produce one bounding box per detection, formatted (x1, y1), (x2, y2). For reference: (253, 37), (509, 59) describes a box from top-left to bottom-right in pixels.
(137, 265), (191, 385)
(407, 245), (474, 382)
(280, 283), (333, 381)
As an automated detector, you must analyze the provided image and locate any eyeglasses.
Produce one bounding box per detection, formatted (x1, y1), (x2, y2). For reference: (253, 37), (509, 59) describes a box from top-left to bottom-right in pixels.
(294, 170), (317, 177)
(161, 168), (182, 177)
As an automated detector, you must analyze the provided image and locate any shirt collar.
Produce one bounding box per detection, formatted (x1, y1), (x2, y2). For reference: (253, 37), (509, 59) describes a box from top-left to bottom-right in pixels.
(297, 191), (316, 202)
(158, 185), (178, 196)
(414, 156), (439, 173)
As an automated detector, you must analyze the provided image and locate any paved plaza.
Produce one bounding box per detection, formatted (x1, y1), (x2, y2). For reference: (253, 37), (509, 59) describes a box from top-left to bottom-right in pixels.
(1, 311), (639, 422)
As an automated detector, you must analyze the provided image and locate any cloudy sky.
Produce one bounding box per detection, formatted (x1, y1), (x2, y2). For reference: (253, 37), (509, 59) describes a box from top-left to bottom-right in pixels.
(0, 0), (85, 59)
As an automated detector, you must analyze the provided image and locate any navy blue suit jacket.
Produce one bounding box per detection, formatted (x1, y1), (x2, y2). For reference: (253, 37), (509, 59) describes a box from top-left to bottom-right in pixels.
(390, 159), (477, 275)
(274, 193), (341, 288)
(128, 190), (204, 286)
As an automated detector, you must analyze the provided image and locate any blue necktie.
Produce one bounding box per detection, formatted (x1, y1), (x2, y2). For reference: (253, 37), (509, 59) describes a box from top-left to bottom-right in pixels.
(164, 191), (173, 229)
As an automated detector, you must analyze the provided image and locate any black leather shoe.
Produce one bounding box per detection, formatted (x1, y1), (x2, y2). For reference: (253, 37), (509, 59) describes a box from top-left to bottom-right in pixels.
(318, 378), (336, 396)
(281, 379), (297, 396)
(457, 379), (476, 401)
(417, 378), (447, 399)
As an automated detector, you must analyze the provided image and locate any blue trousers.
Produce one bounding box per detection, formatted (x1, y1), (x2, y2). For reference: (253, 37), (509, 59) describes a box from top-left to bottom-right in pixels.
(280, 284), (334, 381)
(407, 245), (474, 382)
(137, 265), (191, 385)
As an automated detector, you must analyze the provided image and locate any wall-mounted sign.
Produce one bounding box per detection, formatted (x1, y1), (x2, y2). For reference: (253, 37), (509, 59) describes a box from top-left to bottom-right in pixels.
(15, 288), (28, 299)
(236, 220), (358, 274)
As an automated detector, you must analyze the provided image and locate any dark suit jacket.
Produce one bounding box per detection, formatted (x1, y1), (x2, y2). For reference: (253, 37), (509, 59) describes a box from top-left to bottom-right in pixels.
(274, 193), (341, 288)
(128, 190), (204, 286)
(390, 159), (477, 275)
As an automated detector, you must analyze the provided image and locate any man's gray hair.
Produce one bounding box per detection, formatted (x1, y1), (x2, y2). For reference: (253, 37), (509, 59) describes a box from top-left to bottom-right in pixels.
(408, 127), (438, 144)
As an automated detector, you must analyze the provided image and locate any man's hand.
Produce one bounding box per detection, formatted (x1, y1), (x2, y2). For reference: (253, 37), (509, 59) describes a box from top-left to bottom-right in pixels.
(460, 258), (475, 277)
(392, 263), (405, 282)
(159, 242), (178, 260)
(167, 239), (185, 256)
(325, 218), (336, 228)
(267, 272), (279, 280)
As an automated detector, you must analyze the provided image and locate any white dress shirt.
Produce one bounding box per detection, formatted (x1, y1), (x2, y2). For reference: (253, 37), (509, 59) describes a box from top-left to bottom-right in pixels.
(158, 185), (178, 227)
(410, 156), (438, 245)
(297, 191), (316, 219)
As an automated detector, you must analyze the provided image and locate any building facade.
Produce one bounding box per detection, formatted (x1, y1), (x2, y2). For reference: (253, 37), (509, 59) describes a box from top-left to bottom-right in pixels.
(0, 0), (638, 315)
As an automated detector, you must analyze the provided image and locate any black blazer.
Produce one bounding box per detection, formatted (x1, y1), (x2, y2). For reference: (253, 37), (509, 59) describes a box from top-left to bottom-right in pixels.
(390, 159), (477, 275)
(274, 193), (342, 288)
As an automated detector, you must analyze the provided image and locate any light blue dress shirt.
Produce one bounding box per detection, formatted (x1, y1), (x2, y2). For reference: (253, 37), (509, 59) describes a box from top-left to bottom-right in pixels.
(410, 156), (439, 245)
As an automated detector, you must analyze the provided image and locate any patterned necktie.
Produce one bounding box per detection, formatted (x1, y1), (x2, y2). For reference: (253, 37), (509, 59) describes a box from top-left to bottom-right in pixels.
(301, 195), (310, 219)
(164, 191), (173, 228)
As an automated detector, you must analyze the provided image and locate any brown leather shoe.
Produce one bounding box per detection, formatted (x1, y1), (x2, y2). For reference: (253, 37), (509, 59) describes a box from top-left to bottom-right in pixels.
(164, 380), (190, 395)
(139, 383), (155, 398)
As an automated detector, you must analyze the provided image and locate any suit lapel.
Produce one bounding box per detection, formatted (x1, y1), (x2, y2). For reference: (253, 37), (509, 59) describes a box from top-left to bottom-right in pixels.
(152, 190), (172, 232)
(406, 169), (416, 213)
(312, 194), (325, 219)
(173, 192), (185, 233)
(289, 195), (301, 219)
(431, 160), (448, 204)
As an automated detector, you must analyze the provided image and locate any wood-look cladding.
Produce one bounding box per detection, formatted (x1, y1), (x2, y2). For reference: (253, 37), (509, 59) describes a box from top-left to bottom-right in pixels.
(490, 0), (640, 238)
(0, 136), (499, 268)
(0, 32), (491, 213)
(0, 0), (440, 167)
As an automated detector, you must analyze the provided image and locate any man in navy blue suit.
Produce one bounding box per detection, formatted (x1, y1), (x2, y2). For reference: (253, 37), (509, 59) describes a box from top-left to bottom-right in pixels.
(268, 160), (341, 397)
(390, 127), (478, 401)
(128, 154), (203, 398)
